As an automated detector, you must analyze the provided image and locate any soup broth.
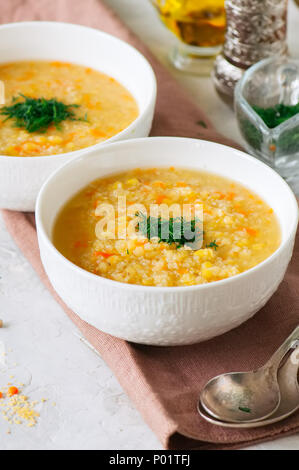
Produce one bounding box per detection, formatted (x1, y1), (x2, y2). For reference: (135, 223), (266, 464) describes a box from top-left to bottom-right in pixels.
(0, 61), (138, 156)
(53, 167), (281, 287)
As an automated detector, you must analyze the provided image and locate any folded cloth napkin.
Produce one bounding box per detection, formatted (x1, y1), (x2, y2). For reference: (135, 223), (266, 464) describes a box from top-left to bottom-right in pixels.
(1, 0), (299, 450)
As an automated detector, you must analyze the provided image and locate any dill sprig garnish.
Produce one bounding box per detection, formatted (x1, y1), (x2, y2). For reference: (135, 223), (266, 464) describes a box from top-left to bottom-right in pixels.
(0, 94), (87, 133)
(206, 240), (219, 250)
(136, 212), (203, 248)
(253, 102), (299, 129)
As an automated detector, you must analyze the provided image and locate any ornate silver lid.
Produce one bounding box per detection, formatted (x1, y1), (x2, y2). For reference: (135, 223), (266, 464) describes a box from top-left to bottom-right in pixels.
(213, 0), (288, 98)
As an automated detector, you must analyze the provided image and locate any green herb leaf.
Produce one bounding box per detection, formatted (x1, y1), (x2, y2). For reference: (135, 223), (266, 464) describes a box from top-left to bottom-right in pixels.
(196, 120), (207, 128)
(253, 102), (299, 129)
(136, 212), (203, 248)
(238, 406), (251, 413)
(206, 240), (219, 250)
(0, 94), (88, 133)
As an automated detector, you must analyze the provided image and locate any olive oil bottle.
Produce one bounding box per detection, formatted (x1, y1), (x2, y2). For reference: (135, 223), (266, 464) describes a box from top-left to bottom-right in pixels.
(150, 0), (226, 74)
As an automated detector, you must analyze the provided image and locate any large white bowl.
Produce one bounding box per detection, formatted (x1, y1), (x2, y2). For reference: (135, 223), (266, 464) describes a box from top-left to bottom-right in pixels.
(36, 137), (299, 346)
(0, 22), (156, 211)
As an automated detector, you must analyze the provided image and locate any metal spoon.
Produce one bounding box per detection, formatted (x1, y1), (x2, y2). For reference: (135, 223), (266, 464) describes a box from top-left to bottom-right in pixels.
(198, 347), (299, 428)
(199, 326), (299, 423)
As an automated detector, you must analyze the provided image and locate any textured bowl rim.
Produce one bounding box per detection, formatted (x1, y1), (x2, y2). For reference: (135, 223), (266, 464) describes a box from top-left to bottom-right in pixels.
(0, 21), (157, 161)
(36, 136), (299, 293)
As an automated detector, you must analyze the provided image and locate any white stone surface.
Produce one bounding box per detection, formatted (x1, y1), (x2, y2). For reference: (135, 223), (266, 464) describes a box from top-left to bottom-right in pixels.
(0, 0), (299, 450)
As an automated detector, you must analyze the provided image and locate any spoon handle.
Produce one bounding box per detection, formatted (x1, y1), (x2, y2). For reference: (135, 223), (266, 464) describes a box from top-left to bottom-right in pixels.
(264, 325), (299, 371)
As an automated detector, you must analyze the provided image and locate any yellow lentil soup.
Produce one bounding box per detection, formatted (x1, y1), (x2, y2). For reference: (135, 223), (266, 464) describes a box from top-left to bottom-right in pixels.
(53, 168), (281, 287)
(0, 61), (138, 156)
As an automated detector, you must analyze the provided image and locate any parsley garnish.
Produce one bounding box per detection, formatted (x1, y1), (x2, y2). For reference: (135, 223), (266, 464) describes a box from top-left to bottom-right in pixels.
(0, 94), (87, 133)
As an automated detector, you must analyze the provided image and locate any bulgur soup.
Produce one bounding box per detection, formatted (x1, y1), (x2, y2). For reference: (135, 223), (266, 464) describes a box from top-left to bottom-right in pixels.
(53, 167), (281, 287)
(0, 61), (138, 156)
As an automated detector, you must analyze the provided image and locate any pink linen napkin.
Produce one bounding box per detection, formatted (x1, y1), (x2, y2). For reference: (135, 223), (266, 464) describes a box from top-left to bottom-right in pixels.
(1, 0), (299, 449)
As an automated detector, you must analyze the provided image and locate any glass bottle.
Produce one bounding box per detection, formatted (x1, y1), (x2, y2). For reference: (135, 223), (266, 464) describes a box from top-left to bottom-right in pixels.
(150, 0), (226, 75)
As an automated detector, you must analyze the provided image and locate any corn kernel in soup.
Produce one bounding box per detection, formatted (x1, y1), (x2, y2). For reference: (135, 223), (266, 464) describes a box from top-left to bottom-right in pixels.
(0, 61), (138, 156)
(53, 168), (281, 287)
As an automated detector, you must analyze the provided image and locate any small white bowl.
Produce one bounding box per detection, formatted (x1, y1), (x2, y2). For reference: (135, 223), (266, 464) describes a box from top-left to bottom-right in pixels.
(0, 21), (156, 211)
(36, 137), (298, 346)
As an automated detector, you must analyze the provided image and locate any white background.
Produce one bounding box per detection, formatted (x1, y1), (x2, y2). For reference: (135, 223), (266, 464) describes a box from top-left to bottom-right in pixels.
(0, 0), (299, 450)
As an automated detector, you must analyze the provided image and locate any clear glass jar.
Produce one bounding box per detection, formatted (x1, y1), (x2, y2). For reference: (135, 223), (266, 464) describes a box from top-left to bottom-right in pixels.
(150, 0), (226, 75)
(235, 57), (299, 193)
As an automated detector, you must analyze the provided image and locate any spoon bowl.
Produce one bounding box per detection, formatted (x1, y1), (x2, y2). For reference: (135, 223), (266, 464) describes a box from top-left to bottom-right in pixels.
(198, 348), (299, 428)
(200, 368), (281, 423)
(200, 326), (299, 423)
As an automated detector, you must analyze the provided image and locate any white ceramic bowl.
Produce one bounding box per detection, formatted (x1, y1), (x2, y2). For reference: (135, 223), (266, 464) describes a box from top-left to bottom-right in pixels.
(0, 21), (156, 211)
(36, 137), (299, 346)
